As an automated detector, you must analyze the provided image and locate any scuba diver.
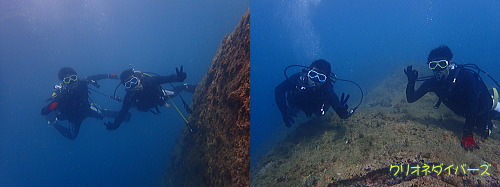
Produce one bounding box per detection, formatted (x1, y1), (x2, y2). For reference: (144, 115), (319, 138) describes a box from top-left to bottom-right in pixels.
(104, 66), (196, 130)
(405, 45), (499, 151)
(41, 67), (122, 140)
(275, 59), (357, 128)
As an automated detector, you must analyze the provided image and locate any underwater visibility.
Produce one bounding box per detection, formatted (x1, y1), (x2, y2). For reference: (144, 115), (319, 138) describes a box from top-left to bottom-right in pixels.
(1, 0), (499, 186)
(0, 0), (248, 186)
(251, 0), (499, 186)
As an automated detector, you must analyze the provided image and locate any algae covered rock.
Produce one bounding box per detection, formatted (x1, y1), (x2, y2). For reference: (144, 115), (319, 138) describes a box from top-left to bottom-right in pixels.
(251, 65), (500, 186)
(165, 10), (250, 186)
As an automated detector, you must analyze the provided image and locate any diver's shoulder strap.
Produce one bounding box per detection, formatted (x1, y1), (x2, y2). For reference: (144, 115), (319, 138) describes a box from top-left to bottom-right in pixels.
(446, 66), (462, 94)
(435, 67), (462, 108)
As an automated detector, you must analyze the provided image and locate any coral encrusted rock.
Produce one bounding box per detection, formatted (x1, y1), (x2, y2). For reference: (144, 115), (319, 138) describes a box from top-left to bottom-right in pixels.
(166, 10), (250, 186)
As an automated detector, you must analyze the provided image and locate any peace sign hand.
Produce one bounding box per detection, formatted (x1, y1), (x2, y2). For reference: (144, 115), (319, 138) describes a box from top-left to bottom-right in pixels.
(340, 93), (350, 108)
(176, 66), (187, 82)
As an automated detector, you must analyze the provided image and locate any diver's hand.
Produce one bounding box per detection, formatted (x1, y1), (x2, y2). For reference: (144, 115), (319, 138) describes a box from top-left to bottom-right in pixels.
(461, 133), (479, 151)
(105, 121), (117, 130)
(340, 93), (350, 109)
(404, 65), (418, 84)
(176, 66), (187, 82)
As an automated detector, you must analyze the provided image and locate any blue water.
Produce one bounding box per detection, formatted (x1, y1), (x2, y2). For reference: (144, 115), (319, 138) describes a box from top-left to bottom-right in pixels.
(251, 0), (499, 167)
(0, 1), (248, 186)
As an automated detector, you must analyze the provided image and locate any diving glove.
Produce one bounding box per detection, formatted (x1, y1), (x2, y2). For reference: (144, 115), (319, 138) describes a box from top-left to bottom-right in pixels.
(176, 66), (187, 82)
(461, 133), (479, 151)
(340, 93), (350, 109)
(404, 65), (418, 84)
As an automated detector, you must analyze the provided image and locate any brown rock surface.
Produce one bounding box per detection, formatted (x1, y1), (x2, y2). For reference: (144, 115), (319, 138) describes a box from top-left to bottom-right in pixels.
(164, 10), (249, 186)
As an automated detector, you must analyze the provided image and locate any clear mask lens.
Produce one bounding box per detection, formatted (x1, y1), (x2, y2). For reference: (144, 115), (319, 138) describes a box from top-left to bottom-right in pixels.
(63, 75), (78, 84)
(125, 77), (139, 89)
(307, 70), (327, 83)
(429, 60), (449, 70)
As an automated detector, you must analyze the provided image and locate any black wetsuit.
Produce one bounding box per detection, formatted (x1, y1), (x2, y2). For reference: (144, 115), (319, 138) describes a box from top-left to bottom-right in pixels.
(106, 74), (182, 130)
(275, 73), (350, 123)
(41, 74), (112, 140)
(406, 67), (493, 134)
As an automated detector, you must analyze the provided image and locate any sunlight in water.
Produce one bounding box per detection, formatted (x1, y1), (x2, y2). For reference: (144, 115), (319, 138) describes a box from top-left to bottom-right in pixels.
(283, 0), (322, 60)
(7, 0), (111, 35)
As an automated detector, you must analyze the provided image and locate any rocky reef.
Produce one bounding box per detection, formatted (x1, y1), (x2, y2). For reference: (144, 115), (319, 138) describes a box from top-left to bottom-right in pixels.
(164, 10), (250, 186)
(251, 65), (499, 186)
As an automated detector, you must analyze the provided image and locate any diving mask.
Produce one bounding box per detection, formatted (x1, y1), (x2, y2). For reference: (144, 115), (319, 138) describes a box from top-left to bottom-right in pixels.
(307, 69), (327, 83)
(63, 75), (78, 84)
(124, 76), (139, 89)
(428, 60), (449, 70)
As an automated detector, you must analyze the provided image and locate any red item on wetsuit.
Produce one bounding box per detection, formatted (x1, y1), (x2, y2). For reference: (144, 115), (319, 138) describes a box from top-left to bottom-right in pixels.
(109, 74), (119, 79)
(50, 102), (58, 110)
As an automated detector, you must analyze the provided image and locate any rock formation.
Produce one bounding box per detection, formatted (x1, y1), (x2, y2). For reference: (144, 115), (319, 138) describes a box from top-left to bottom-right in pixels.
(165, 10), (250, 186)
(251, 65), (499, 186)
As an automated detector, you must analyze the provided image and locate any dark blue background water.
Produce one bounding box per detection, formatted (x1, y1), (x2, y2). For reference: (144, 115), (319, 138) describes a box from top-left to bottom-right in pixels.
(0, 1), (248, 186)
(251, 0), (499, 168)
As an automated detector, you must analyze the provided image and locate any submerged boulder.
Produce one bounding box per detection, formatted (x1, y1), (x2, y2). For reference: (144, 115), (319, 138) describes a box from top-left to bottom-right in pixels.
(165, 10), (250, 186)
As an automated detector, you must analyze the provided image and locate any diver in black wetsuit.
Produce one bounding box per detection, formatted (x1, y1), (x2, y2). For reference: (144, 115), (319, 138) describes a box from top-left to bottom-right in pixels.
(405, 45), (496, 151)
(275, 59), (353, 128)
(105, 66), (196, 130)
(41, 67), (121, 140)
